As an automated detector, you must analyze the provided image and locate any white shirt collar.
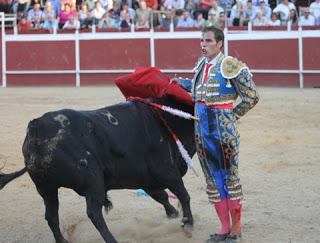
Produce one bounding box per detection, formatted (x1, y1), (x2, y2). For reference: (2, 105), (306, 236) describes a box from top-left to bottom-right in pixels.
(206, 52), (222, 66)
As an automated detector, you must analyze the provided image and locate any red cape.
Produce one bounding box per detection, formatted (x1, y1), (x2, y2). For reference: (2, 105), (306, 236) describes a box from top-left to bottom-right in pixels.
(115, 67), (194, 107)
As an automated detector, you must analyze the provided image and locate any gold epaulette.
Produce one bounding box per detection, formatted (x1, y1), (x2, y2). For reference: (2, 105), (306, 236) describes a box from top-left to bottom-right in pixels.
(221, 56), (248, 79)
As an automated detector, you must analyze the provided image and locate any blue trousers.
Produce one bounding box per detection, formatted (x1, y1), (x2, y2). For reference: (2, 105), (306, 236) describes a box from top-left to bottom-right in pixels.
(194, 102), (243, 203)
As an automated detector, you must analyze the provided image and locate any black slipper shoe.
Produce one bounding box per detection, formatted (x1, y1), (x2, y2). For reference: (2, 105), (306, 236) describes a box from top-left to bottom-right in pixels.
(206, 233), (229, 242)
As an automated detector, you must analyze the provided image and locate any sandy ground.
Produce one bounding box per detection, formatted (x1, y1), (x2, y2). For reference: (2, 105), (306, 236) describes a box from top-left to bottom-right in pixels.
(0, 86), (319, 243)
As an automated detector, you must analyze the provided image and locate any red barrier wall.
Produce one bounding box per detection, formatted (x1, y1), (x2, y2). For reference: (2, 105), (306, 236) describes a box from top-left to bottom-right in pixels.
(1, 33), (319, 87)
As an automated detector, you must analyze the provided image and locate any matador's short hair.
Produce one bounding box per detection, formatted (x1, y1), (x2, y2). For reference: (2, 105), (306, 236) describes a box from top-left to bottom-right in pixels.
(202, 26), (224, 44)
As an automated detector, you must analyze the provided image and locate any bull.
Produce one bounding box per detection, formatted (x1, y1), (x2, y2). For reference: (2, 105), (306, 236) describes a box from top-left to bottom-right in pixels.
(0, 96), (196, 243)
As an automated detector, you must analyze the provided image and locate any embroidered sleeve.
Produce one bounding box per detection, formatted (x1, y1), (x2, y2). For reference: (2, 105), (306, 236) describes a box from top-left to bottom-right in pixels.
(232, 68), (259, 119)
(177, 78), (192, 92)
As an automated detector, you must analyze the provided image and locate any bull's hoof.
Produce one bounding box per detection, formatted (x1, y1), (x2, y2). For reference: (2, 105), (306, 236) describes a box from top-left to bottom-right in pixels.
(181, 219), (193, 238)
(166, 206), (179, 218)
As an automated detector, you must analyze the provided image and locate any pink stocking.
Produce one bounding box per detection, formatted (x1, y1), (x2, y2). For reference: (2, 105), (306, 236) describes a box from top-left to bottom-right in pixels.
(214, 199), (231, 234)
(227, 199), (242, 236)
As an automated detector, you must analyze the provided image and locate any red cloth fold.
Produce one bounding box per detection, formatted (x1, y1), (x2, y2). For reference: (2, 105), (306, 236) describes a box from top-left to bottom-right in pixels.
(114, 67), (194, 107)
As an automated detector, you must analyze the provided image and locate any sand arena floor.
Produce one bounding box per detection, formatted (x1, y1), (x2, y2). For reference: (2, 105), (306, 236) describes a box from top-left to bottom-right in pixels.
(0, 87), (319, 243)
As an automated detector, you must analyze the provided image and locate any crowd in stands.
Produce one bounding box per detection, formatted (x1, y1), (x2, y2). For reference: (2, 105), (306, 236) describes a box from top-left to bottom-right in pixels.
(0, 0), (319, 32)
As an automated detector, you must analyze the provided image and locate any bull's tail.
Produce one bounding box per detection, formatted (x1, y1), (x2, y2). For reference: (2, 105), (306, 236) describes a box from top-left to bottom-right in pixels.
(0, 167), (27, 190)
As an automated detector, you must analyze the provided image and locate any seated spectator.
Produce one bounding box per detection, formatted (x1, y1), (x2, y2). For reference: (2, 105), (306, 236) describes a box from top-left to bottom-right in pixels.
(31, 13), (42, 29)
(217, 0), (233, 10)
(42, 2), (56, 22)
(310, 0), (320, 25)
(11, 0), (31, 15)
(61, 0), (76, 11)
(205, 9), (218, 27)
(177, 10), (194, 27)
(242, 0), (255, 25)
(299, 7), (316, 26)
(196, 0), (212, 19)
(288, 9), (298, 26)
(242, 0), (269, 7)
(194, 12), (205, 28)
(46, 0), (61, 16)
(42, 13), (58, 31)
(134, 0), (151, 27)
(63, 14), (80, 29)
(27, 1), (43, 23)
(120, 12), (132, 28)
(0, 0), (12, 13)
(185, 0), (199, 15)
(268, 12), (280, 25)
(109, 0), (121, 21)
(252, 9), (268, 25)
(78, 2), (92, 28)
(164, 0), (185, 11)
(208, 0), (224, 19)
(83, 0), (96, 11)
(59, 3), (77, 29)
(273, 0), (296, 25)
(18, 14), (31, 31)
(100, 0), (113, 11)
(120, 1), (135, 20)
(257, 0), (271, 20)
(99, 11), (121, 29)
(217, 10), (226, 29)
(145, 0), (158, 10)
(91, 1), (106, 25)
(230, 0), (246, 26)
(135, 13), (149, 29)
(158, 8), (175, 28)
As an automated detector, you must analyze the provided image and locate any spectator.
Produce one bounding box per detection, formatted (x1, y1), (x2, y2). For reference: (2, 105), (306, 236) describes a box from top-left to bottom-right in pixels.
(185, 0), (199, 15)
(208, 0), (224, 19)
(288, 8), (298, 26)
(99, 11), (121, 29)
(58, 3), (77, 29)
(230, 0), (246, 26)
(252, 9), (268, 25)
(63, 14), (80, 29)
(242, 0), (269, 7)
(42, 13), (58, 31)
(145, 0), (158, 10)
(91, 1), (106, 25)
(217, 10), (226, 28)
(197, 0), (212, 19)
(273, 0), (296, 25)
(78, 2), (92, 28)
(46, 0), (61, 15)
(83, 0), (96, 11)
(0, 0), (12, 13)
(42, 2), (56, 22)
(27, 1), (43, 23)
(310, 0), (320, 25)
(135, 13), (150, 29)
(158, 8), (176, 28)
(120, 2), (135, 20)
(268, 11), (280, 25)
(134, 0), (151, 26)
(258, 0), (271, 20)
(17, 14), (31, 31)
(109, 0), (121, 21)
(11, 0), (31, 15)
(61, 0), (76, 11)
(120, 12), (132, 28)
(177, 10), (195, 27)
(165, 0), (185, 11)
(242, 0), (256, 25)
(205, 9), (218, 27)
(194, 12), (205, 28)
(31, 13), (42, 29)
(100, 0), (113, 10)
(299, 7), (316, 26)
(218, 0), (234, 10)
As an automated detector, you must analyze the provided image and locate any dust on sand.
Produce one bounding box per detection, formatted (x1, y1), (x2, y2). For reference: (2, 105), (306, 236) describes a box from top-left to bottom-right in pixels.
(0, 87), (319, 243)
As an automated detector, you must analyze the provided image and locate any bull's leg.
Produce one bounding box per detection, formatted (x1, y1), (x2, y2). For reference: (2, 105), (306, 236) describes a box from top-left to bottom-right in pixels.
(144, 189), (178, 218)
(85, 195), (117, 243)
(166, 179), (193, 227)
(39, 187), (69, 243)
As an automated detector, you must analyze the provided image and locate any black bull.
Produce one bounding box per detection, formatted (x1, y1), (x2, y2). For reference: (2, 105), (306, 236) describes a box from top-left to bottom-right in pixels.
(0, 97), (196, 243)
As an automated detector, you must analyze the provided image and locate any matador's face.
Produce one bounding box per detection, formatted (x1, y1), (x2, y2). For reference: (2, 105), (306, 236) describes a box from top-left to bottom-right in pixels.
(200, 31), (222, 62)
